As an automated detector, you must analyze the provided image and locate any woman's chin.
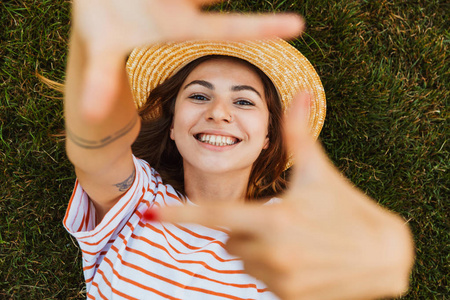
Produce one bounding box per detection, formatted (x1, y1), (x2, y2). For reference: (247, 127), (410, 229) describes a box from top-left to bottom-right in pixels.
(184, 159), (253, 177)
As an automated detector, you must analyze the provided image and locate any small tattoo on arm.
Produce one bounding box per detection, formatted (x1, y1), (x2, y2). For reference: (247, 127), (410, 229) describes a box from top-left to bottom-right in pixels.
(114, 169), (136, 192)
(67, 115), (138, 149)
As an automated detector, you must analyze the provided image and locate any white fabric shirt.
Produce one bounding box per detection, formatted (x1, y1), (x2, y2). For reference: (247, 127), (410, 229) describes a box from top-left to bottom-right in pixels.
(64, 155), (279, 299)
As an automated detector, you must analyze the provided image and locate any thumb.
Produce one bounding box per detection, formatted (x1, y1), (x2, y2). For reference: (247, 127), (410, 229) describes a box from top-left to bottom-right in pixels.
(284, 92), (333, 188)
(284, 92), (311, 153)
(80, 55), (122, 122)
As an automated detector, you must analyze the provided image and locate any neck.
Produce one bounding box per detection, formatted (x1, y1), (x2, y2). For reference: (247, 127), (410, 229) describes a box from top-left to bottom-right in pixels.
(183, 166), (251, 205)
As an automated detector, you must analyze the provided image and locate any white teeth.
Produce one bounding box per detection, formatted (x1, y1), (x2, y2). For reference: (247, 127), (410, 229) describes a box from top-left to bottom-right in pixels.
(197, 134), (238, 146)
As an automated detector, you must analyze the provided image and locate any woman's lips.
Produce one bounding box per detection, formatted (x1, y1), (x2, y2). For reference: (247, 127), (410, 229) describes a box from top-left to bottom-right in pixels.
(194, 133), (241, 146)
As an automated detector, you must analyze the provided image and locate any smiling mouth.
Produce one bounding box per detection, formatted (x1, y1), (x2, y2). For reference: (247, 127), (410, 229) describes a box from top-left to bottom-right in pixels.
(195, 133), (241, 146)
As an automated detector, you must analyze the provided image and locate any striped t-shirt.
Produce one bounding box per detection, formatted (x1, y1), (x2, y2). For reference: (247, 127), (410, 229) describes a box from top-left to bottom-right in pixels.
(64, 155), (279, 299)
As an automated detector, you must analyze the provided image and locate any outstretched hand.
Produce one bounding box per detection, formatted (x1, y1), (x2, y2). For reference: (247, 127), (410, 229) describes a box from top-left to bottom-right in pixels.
(156, 93), (414, 300)
(73, 0), (304, 54)
(72, 0), (304, 121)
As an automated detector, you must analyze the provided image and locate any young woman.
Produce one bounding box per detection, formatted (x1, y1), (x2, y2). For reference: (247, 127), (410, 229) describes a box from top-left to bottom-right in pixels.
(63, 0), (414, 299)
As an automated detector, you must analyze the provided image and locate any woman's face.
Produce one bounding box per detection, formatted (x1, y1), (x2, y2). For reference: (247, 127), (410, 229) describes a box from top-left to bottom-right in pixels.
(170, 58), (270, 176)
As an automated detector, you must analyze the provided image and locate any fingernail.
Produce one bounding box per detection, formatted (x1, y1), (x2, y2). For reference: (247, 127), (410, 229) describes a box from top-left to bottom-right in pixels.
(143, 208), (159, 222)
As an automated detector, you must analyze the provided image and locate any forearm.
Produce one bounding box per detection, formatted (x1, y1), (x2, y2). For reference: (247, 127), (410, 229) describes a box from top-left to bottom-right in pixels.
(64, 30), (140, 174)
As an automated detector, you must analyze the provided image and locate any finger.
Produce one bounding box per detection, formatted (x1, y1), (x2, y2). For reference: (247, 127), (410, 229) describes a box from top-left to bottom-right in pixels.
(80, 55), (121, 122)
(155, 203), (269, 235)
(224, 235), (277, 283)
(189, 0), (223, 5)
(194, 13), (304, 40)
(225, 233), (261, 258)
(283, 93), (336, 188)
(284, 92), (311, 154)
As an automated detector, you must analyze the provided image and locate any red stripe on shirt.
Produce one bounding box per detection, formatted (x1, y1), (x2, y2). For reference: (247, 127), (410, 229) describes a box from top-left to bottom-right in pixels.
(108, 250), (251, 300)
(146, 222), (239, 263)
(113, 241), (263, 290)
(101, 257), (181, 300)
(128, 232), (244, 274)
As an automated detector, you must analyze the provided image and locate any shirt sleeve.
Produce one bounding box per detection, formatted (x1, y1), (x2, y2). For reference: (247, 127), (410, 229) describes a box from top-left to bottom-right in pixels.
(63, 155), (151, 262)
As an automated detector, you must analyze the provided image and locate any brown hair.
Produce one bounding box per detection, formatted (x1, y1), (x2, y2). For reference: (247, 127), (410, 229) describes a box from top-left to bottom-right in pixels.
(132, 55), (288, 201)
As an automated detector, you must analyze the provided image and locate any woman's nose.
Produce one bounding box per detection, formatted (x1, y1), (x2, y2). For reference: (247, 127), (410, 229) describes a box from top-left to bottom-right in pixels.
(206, 100), (232, 123)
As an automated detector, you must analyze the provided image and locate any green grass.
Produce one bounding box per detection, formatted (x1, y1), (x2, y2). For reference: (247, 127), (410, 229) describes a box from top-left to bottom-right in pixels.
(1, 0), (448, 299)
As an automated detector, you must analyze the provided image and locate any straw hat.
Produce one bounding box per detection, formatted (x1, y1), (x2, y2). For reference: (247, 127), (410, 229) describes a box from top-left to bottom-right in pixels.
(126, 38), (326, 169)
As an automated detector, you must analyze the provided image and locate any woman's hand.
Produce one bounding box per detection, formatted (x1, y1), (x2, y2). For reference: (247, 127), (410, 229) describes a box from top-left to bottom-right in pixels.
(72, 0), (304, 56)
(157, 93), (415, 300)
(71, 0), (304, 121)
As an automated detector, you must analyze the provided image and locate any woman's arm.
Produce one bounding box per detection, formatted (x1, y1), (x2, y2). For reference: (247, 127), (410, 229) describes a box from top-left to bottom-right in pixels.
(64, 30), (140, 222)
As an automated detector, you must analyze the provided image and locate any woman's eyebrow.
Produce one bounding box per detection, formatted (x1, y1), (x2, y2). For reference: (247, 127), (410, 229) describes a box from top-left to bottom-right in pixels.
(183, 80), (262, 99)
(231, 85), (262, 99)
(184, 80), (214, 90)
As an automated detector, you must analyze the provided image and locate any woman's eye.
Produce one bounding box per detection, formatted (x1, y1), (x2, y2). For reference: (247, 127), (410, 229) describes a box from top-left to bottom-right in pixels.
(189, 94), (208, 101)
(235, 99), (254, 106)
